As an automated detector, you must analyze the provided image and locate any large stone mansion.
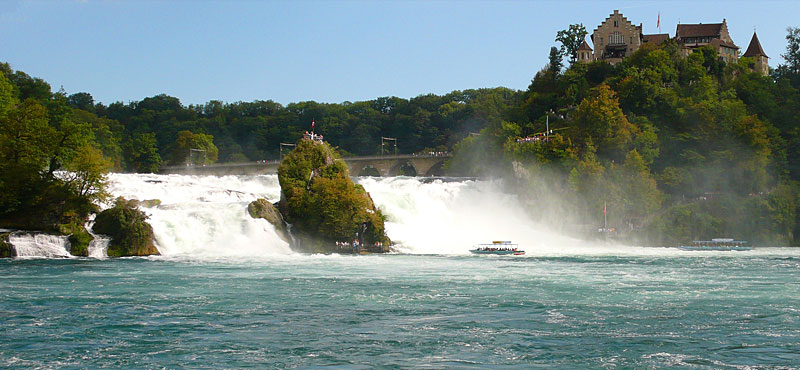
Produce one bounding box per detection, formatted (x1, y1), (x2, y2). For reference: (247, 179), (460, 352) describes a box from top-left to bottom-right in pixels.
(576, 10), (769, 76)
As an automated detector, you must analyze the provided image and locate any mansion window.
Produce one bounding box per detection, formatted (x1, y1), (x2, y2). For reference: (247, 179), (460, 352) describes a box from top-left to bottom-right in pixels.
(609, 31), (624, 44)
(614, 20), (619, 27)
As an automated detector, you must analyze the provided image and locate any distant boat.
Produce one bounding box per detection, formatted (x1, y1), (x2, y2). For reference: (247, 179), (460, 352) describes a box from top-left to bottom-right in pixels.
(470, 241), (525, 255)
(678, 238), (752, 251)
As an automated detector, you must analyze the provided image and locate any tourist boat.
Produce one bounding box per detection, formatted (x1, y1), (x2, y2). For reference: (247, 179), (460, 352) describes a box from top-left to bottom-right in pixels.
(678, 238), (752, 251)
(470, 241), (525, 255)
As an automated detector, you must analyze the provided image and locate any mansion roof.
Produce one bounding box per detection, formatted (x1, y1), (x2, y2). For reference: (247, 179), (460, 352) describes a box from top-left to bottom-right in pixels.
(709, 38), (739, 49)
(676, 23), (725, 38)
(642, 33), (670, 45)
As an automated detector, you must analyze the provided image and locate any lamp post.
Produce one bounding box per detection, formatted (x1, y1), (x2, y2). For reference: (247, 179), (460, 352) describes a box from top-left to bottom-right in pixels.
(381, 137), (397, 157)
(279, 143), (296, 160)
(189, 148), (206, 166)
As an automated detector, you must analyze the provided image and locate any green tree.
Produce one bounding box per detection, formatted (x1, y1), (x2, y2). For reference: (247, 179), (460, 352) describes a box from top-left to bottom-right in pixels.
(67, 92), (96, 112)
(556, 24), (588, 66)
(124, 133), (162, 173)
(616, 149), (662, 221)
(548, 46), (564, 74)
(570, 84), (637, 158)
(775, 27), (800, 88)
(63, 145), (112, 202)
(0, 73), (15, 118)
(170, 130), (219, 165)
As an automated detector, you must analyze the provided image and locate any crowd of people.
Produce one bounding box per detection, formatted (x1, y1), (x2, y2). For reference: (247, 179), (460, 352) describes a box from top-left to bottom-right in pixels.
(304, 131), (323, 142)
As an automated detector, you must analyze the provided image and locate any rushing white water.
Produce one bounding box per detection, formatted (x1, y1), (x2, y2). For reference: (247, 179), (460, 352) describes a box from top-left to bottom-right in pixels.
(359, 176), (597, 255)
(9, 233), (72, 258)
(87, 235), (110, 259)
(105, 173), (292, 258)
(101, 173), (649, 258)
(8, 173), (770, 259)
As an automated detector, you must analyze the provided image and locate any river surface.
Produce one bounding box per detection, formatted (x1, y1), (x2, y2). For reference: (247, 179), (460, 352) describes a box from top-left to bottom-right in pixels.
(2, 174), (799, 368)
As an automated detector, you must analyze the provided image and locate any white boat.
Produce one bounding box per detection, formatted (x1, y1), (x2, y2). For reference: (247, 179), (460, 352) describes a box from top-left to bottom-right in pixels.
(678, 238), (751, 251)
(470, 241), (525, 255)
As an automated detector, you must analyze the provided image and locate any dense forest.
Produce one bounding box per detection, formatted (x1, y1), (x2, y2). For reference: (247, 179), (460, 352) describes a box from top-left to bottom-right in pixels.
(2, 26), (800, 246)
(450, 27), (800, 246)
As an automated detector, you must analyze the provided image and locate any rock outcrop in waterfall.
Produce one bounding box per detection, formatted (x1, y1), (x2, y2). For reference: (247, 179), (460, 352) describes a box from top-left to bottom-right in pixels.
(275, 137), (391, 253)
(92, 198), (159, 257)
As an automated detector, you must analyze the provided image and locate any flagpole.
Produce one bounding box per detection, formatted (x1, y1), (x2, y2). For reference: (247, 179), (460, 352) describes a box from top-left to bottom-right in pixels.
(604, 201), (607, 231)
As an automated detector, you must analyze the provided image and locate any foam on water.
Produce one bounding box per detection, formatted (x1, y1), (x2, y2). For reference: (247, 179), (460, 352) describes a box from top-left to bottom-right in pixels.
(9, 233), (72, 258)
(106, 173), (291, 258)
(96, 173), (776, 259)
(358, 176), (641, 255)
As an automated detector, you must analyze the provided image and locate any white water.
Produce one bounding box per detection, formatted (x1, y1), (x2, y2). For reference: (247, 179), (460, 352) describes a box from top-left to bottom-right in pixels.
(87, 235), (110, 259)
(9, 233), (72, 258)
(359, 177), (605, 255)
(105, 173), (292, 258)
(101, 173), (652, 258)
(9, 173), (775, 259)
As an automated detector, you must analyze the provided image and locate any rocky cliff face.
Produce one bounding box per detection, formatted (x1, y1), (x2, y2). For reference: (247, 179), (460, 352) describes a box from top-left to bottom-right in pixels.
(92, 198), (159, 257)
(0, 232), (14, 258)
(248, 198), (292, 244)
(275, 138), (390, 253)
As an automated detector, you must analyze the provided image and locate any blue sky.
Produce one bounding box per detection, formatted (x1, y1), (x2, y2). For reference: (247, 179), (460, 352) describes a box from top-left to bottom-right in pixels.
(1, 0), (798, 106)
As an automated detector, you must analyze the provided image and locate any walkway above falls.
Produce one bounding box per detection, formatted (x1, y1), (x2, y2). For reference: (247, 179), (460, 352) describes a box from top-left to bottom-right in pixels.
(160, 154), (451, 177)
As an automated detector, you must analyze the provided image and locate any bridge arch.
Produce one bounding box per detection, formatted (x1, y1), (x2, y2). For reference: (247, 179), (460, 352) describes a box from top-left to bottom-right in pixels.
(423, 161), (447, 176)
(389, 161), (418, 177)
(357, 165), (381, 177)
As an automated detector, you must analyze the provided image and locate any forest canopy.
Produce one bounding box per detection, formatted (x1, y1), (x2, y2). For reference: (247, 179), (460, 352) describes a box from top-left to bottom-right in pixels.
(2, 26), (800, 246)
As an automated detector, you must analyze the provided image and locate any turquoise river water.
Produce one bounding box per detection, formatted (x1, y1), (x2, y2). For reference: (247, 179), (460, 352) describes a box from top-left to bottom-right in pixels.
(2, 253), (800, 368)
(2, 174), (800, 368)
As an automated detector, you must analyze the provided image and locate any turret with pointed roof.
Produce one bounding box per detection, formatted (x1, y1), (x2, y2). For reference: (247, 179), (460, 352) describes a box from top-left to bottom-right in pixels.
(743, 31), (769, 76)
(577, 39), (594, 63)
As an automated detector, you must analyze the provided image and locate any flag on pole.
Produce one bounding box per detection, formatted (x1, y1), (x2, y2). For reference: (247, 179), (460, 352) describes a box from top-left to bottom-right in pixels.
(657, 11), (661, 30)
(312, 119), (315, 130)
(603, 202), (607, 215)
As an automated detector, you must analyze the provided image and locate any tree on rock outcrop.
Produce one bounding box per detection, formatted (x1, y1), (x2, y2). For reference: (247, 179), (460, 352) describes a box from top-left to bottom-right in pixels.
(277, 138), (390, 253)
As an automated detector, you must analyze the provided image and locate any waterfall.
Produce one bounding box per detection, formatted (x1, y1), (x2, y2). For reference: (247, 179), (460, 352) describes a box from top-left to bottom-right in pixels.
(87, 236), (111, 259)
(105, 173), (292, 258)
(9, 233), (72, 258)
(103, 173), (595, 258)
(357, 177), (584, 254)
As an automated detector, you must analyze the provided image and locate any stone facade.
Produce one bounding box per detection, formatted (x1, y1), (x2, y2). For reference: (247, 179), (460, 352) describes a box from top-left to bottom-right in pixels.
(580, 10), (765, 74)
(591, 10), (643, 64)
(577, 40), (593, 63)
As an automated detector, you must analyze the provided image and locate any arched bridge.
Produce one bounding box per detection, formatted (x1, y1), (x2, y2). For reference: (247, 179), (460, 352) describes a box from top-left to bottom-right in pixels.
(160, 154), (451, 177)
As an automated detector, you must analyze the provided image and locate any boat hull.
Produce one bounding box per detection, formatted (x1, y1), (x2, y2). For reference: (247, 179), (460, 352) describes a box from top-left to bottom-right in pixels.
(678, 246), (752, 251)
(470, 249), (525, 255)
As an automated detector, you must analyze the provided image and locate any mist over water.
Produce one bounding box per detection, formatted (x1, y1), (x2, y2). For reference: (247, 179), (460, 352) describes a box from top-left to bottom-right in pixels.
(101, 173), (610, 258)
(98, 173), (729, 258)
(359, 176), (582, 254)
